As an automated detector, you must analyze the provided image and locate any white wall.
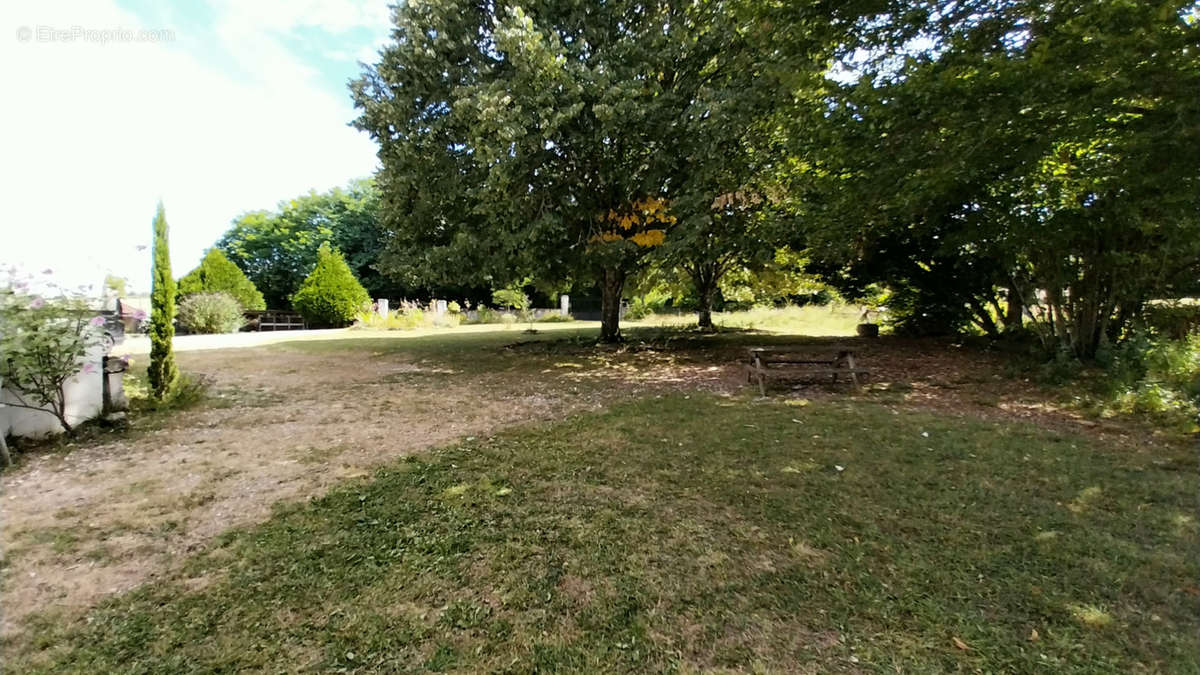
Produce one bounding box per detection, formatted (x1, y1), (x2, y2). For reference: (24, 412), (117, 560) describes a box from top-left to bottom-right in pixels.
(0, 344), (119, 439)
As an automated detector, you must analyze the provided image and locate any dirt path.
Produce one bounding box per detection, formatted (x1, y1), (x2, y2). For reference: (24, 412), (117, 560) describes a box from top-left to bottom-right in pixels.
(1, 332), (1167, 641)
(0, 345), (626, 638)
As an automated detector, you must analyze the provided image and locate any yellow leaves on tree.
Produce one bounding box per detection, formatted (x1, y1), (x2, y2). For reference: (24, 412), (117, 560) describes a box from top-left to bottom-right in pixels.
(591, 197), (675, 248)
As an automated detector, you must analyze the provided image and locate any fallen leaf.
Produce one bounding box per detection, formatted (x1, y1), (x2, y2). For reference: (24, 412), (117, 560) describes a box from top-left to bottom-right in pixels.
(952, 637), (970, 651)
(785, 399), (809, 407)
(1029, 628), (1039, 642)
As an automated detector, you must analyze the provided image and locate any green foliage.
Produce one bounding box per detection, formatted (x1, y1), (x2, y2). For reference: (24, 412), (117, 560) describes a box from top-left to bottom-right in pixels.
(217, 179), (391, 308)
(290, 243), (371, 327)
(1143, 303), (1200, 341)
(490, 288), (528, 312)
(148, 203), (178, 400)
(718, 249), (830, 309)
(468, 306), (502, 325)
(177, 293), (245, 335)
(352, 0), (819, 342)
(535, 313), (574, 323)
(103, 274), (127, 298)
(1096, 331), (1200, 427)
(177, 249), (266, 311)
(351, 303), (469, 331)
(625, 292), (672, 321)
(795, 1), (1200, 356)
(0, 275), (104, 435)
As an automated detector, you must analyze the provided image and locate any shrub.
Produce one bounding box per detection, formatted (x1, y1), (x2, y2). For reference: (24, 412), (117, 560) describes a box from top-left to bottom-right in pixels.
(625, 297), (659, 321)
(469, 306), (501, 324)
(491, 288), (529, 311)
(536, 313), (575, 323)
(499, 312), (518, 328)
(0, 274), (105, 440)
(353, 308), (427, 331)
(177, 249), (266, 310)
(1092, 329), (1200, 427)
(1143, 303), (1200, 341)
(177, 293), (245, 334)
(291, 243), (371, 327)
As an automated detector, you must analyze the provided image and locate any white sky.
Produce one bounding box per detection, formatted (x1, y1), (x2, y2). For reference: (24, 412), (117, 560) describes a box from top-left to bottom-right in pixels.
(0, 0), (391, 294)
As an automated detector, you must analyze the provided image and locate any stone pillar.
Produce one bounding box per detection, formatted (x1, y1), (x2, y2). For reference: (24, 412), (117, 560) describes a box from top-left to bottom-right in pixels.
(560, 294), (570, 317)
(436, 299), (448, 316)
(376, 298), (389, 317)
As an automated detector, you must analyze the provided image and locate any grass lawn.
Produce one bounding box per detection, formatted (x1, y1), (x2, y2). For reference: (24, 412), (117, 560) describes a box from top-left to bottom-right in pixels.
(12, 393), (1198, 673)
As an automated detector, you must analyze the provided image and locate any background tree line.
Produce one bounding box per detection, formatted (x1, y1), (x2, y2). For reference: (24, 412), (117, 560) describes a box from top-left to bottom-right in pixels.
(187, 0), (1197, 358)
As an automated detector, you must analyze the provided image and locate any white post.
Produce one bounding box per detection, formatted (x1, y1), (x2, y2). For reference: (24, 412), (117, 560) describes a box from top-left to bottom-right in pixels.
(560, 294), (570, 317)
(376, 298), (389, 317)
(436, 299), (448, 316)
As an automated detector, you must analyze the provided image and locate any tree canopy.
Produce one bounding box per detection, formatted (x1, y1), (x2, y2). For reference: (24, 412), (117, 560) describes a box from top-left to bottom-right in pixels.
(216, 179), (393, 309)
(177, 249), (266, 311)
(352, 0), (826, 340)
(792, 0), (1200, 355)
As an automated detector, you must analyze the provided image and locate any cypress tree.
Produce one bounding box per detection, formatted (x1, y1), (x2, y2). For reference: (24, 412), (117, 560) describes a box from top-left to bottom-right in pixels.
(148, 202), (178, 399)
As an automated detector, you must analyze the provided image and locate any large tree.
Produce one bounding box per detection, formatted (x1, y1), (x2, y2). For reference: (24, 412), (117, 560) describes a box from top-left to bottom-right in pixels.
(352, 0), (820, 341)
(795, 0), (1200, 354)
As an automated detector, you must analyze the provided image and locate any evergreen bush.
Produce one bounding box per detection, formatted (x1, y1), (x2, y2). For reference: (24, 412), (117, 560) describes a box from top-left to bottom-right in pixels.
(177, 249), (266, 310)
(291, 243), (371, 327)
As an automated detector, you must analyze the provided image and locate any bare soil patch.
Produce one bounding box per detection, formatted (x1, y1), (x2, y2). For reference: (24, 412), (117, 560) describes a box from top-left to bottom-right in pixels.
(1, 346), (609, 637)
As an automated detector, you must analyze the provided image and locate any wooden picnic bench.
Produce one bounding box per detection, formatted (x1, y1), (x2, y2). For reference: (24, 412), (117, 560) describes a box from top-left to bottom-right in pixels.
(745, 347), (869, 396)
(244, 310), (307, 332)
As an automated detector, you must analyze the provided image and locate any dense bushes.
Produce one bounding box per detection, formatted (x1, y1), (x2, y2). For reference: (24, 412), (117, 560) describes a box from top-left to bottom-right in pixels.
(1144, 304), (1200, 341)
(291, 243), (370, 327)
(177, 249), (266, 310)
(1097, 330), (1200, 425)
(177, 293), (245, 334)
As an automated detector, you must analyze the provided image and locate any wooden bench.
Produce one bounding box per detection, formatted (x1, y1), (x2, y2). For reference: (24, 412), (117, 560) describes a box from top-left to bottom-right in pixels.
(245, 311), (307, 332)
(745, 347), (869, 396)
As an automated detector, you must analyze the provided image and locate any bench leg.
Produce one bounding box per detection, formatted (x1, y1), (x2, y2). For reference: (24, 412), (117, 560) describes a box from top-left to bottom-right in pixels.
(752, 356), (767, 397)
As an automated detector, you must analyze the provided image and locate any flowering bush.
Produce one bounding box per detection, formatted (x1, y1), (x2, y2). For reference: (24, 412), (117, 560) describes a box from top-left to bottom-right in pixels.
(0, 270), (104, 436)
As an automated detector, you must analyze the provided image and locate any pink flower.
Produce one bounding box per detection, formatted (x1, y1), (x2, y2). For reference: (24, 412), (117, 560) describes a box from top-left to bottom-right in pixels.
(82, 362), (97, 374)
(29, 297), (45, 309)
(90, 316), (106, 327)
(134, 309), (148, 321)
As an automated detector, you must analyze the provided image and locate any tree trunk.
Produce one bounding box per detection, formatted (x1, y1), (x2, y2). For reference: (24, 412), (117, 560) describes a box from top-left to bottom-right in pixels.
(1003, 285), (1024, 333)
(968, 298), (1000, 338)
(689, 263), (720, 332)
(696, 281), (716, 332)
(600, 267), (625, 343)
(0, 433), (10, 468)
